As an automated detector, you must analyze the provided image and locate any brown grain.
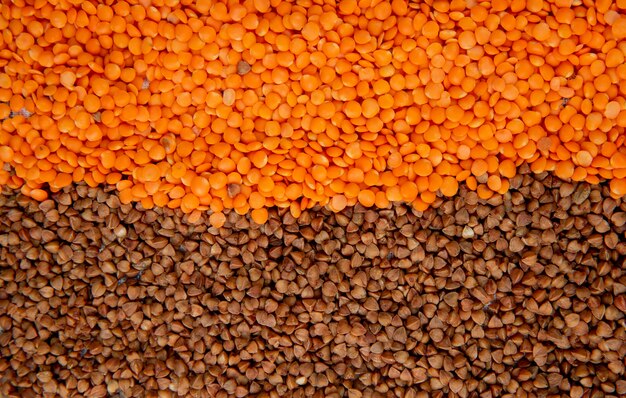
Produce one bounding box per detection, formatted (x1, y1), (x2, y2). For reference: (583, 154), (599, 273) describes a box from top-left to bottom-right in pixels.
(0, 167), (624, 397)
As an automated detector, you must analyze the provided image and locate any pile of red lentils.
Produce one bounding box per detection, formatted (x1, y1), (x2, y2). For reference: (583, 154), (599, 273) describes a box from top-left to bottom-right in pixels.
(2, 0), (626, 224)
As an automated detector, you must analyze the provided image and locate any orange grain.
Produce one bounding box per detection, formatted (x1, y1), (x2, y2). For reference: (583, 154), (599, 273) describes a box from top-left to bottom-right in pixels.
(0, 0), (624, 222)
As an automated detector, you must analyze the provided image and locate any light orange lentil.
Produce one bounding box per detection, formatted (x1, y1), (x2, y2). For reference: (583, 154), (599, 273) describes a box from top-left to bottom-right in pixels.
(0, 0), (625, 223)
